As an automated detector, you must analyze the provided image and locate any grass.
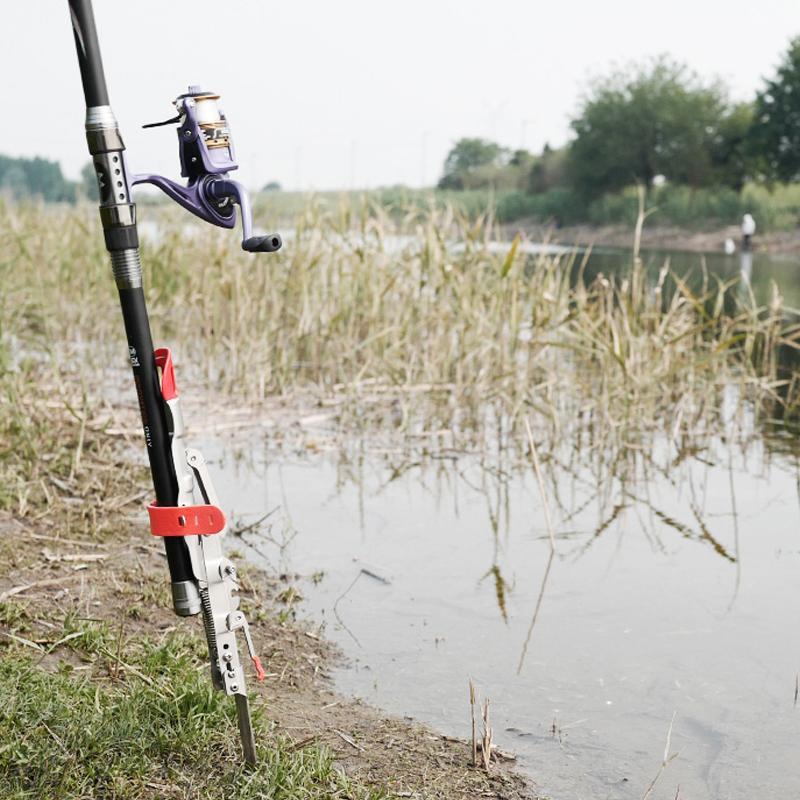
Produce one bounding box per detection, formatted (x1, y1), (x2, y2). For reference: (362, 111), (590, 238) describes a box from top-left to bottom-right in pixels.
(254, 181), (800, 230)
(0, 359), (392, 798)
(4, 194), (800, 527)
(1, 194), (798, 798)
(4, 197), (799, 446)
(0, 625), (383, 800)
(583, 182), (800, 231)
(2, 198), (799, 481)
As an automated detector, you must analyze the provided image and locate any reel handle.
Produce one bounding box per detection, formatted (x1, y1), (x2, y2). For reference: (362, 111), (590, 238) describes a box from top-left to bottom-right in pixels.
(206, 179), (282, 254)
(243, 234), (283, 253)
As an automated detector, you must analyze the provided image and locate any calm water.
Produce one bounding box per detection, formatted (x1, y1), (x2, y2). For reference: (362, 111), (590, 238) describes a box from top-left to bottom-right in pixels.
(586, 246), (800, 310)
(205, 429), (799, 800)
(205, 245), (800, 800)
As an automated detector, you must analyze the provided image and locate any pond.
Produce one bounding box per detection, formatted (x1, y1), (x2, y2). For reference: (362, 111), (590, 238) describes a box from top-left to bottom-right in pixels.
(206, 244), (800, 800)
(586, 245), (800, 311)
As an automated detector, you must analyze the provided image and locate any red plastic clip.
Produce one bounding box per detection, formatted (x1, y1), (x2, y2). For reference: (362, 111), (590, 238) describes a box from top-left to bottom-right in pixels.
(251, 655), (266, 682)
(148, 502), (226, 537)
(154, 347), (178, 401)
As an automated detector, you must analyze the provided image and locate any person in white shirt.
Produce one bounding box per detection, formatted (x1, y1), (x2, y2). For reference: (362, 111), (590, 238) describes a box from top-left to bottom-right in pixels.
(742, 213), (756, 251)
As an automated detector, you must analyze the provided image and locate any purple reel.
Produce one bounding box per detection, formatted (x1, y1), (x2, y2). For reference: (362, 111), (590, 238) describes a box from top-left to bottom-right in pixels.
(132, 86), (281, 253)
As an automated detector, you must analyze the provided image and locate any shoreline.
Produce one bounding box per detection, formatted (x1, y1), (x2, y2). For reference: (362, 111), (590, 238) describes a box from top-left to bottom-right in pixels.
(0, 387), (538, 800)
(503, 219), (800, 256)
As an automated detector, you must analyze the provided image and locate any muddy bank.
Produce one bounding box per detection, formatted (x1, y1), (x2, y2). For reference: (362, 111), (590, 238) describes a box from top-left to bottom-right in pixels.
(504, 220), (800, 255)
(0, 388), (538, 800)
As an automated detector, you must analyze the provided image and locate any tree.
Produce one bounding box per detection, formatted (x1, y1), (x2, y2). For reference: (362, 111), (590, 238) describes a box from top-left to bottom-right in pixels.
(262, 181), (282, 192)
(709, 103), (754, 192)
(528, 144), (568, 195)
(438, 138), (507, 190)
(0, 165), (27, 196)
(567, 57), (735, 197)
(0, 155), (76, 202)
(748, 38), (800, 182)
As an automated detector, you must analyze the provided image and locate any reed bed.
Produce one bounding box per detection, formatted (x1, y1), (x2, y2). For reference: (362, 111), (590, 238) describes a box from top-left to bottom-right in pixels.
(2, 196), (799, 459)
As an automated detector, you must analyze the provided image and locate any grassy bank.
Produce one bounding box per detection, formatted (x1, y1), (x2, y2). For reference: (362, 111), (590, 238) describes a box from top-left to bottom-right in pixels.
(1, 630), (372, 799)
(3, 197), (800, 796)
(0, 361), (533, 799)
(0, 367), (379, 799)
(3, 198), (799, 449)
(2, 194), (553, 795)
(253, 182), (800, 232)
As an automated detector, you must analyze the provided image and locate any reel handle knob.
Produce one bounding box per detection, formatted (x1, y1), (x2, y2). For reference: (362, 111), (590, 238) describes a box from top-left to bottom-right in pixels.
(243, 234), (282, 253)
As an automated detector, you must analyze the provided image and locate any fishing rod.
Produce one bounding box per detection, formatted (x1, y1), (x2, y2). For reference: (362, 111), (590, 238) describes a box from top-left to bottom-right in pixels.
(67, 0), (281, 765)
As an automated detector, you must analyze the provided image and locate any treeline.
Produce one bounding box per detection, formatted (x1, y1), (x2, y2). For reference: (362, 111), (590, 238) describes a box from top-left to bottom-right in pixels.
(0, 156), (96, 203)
(438, 39), (800, 227)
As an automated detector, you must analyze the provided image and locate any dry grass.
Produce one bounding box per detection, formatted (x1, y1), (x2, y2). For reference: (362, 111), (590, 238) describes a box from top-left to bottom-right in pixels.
(3, 196), (798, 458)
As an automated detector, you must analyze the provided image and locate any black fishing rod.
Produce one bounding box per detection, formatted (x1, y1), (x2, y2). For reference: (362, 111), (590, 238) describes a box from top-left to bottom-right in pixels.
(67, 0), (280, 764)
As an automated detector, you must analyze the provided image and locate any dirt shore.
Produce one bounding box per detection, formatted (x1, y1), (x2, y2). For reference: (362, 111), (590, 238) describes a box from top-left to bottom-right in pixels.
(504, 220), (800, 256)
(0, 388), (540, 800)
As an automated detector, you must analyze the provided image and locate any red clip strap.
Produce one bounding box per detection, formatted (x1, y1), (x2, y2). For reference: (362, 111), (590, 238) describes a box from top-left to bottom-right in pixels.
(154, 347), (178, 401)
(148, 502), (226, 537)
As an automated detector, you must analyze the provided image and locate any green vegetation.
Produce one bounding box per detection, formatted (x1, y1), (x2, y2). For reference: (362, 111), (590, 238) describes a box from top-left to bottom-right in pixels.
(567, 57), (752, 196)
(0, 626), (382, 799)
(749, 38), (800, 183)
(438, 42), (800, 228)
(0, 154), (79, 202)
(437, 138), (532, 191)
(492, 181), (800, 230)
(3, 199), (799, 434)
(3, 195), (800, 795)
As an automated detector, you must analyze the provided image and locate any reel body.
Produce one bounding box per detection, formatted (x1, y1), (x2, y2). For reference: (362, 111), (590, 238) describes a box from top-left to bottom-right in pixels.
(133, 86), (282, 252)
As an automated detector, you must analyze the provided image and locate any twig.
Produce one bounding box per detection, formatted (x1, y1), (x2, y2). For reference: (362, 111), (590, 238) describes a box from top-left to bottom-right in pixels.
(288, 734), (318, 752)
(41, 720), (70, 757)
(469, 679), (478, 767)
(332, 572), (363, 648)
(516, 549), (554, 674)
(481, 698), (493, 771)
(641, 711), (680, 800)
(96, 645), (169, 695)
(332, 728), (365, 752)
(232, 506), (280, 537)
(524, 417), (555, 551)
(359, 567), (391, 585)
(0, 575), (83, 602)
(518, 417), (557, 674)
(2, 631), (44, 651)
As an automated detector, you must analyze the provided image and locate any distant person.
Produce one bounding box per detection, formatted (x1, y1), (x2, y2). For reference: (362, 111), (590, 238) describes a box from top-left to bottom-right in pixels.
(742, 214), (756, 252)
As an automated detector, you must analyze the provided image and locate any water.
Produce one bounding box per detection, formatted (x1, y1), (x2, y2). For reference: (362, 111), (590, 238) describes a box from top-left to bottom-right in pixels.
(203, 418), (799, 800)
(204, 244), (800, 799)
(586, 246), (800, 310)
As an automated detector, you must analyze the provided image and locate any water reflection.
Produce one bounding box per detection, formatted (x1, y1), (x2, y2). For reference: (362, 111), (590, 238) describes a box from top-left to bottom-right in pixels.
(584, 245), (800, 310)
(194, 242), (800, 799)
(203, 396), (800, 800)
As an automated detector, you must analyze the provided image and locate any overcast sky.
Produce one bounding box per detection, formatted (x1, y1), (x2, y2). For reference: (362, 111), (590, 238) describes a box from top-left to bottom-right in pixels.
(3, 1), (799, 190)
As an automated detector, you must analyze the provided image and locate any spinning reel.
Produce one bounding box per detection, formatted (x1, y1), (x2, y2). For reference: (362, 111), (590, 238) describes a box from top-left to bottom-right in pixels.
(134, 86), (282, 253)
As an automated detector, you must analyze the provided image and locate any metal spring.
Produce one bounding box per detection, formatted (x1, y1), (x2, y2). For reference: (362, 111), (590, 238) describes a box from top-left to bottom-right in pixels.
(109, 248), (142, 290)
(200, 587), (223, 690)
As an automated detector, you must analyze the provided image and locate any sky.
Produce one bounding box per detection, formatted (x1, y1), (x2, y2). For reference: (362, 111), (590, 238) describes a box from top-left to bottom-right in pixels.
(3, 1), (799, 191)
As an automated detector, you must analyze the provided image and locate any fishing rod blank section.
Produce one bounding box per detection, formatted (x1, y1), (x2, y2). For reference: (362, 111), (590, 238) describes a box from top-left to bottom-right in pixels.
(118, 287), (198, 599)
(68, 0), (110, 107)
